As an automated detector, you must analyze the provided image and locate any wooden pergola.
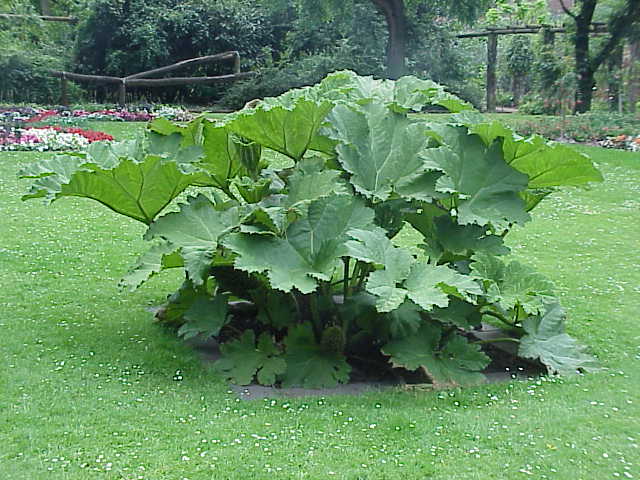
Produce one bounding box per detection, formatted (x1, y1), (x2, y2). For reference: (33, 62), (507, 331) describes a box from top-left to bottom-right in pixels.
(456, 23), (608, 112)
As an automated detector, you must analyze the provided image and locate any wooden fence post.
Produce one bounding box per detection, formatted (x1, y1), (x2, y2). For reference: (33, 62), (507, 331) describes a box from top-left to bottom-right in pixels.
(118, 80), (126, 107)
(542, 27), (555, 46)
(486, 33), (498, 113)
(60, 72), (69, 106)
(233, 52), (240, 74)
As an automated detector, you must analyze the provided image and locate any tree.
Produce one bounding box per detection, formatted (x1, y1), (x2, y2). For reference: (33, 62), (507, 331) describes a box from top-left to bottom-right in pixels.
(372, 0), (407, 78)
(290, 0), (488, 78)
(559, 0), (640, 112)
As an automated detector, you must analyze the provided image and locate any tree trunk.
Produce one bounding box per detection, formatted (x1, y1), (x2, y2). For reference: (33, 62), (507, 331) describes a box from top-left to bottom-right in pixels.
(628, 39), (640, 113)
(572, 0), (597, 113)
(607, 45), (623, 112)
(372, 0), (407, 79)
(568, 0), (640, 113)
(486, 33), (498, 112)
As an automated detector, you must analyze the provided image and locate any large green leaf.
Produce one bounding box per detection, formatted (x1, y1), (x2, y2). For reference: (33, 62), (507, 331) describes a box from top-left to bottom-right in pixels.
(243, 204), (288, 235)
(177, 292), (230, 340)
(223, 233), (318, 294)
(392, 76), (474, 113)
(406, 210), (510, 263)
(20, 137), (208, 224)
(147, 117), (199, 142)
(365, 269), (414, 313)
(150, 116), (260, 189)
(382, 323), (489, 387)
(255, 291), (297, 330)
(345, 229), (414, 312)
(425, 126), (530, 227)
(225, 194), (375, 293)
(225, 87), (335, 161)
(345, 229), (413, 279)
(508, 140), (604, 188)
(214, 330), (286, 386)
(120, 241), (183, 291)
(199, 120), (249, 188)
(320, 70), (473, 113)
(145, 194), (249, 285)
(346, 229), (481, 313)
(405, 263), (482, 308)
(430, 298), (483, 329)
(462, 119), (603, 188)
(285, 157), (348, 209)
(327, 103), (431, 202)
(154, 279), (200, 326)
(282, 324), (351, 388)
(386, 300), (423, 338)
(470, 253), (556, 315)
(519, 302), (600, 375)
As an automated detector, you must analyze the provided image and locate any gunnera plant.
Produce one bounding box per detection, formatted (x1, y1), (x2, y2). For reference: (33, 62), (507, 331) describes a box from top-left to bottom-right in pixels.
(20, 71), (602, 388)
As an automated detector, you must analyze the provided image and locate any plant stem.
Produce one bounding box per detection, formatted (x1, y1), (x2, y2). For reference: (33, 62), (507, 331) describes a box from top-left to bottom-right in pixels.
(356, 264), (371, 291)
(472, 337), (520, 345)
(342, 257), (350, 300)
(308, 294), (323, 342)
(481, 309), (516, 327)
(513, 307), (520, 325)
(290, 292), (302, 322)
(350, 261), (361, 290)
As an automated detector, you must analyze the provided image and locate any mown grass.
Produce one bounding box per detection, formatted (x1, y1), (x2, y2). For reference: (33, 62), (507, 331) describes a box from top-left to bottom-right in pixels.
(1, 122), (639, 480)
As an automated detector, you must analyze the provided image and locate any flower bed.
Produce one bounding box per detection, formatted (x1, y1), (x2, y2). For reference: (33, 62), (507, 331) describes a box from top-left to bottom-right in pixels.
(0, 126), (114, 151)
(598, 134), (640, 152)
(506, 113), (640, 151)
(0, 105), (194, 124)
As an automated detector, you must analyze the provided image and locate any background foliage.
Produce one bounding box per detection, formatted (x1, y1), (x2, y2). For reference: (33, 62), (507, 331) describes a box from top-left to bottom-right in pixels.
(0, 1), (81, 103)
(1, 0), (638, 112)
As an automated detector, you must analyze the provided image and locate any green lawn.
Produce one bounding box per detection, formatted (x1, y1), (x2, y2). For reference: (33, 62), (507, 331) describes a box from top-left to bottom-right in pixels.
(1, 122), (639, 479)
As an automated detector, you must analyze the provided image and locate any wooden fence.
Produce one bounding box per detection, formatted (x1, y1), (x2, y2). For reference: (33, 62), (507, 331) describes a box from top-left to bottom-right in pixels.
(456, 24), (608, 112)
(50, 52), (255, 105)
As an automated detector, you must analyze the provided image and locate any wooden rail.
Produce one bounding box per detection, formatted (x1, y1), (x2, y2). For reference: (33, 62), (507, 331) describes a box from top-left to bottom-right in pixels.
(50, 52), (254, 106)
(0, 13), (78, 23)
(457, 23), (607, 38)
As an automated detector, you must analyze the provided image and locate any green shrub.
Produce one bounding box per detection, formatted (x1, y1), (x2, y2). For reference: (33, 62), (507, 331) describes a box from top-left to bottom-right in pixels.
(518, 93), (556, 115)
(21, 71), (602, 388)
(74, 0), (275, 103)
(0, 9), (80, 104)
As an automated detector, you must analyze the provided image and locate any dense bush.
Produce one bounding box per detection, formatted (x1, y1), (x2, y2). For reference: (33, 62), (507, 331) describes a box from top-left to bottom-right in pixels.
(74, 0), (484, 107)
(219, 40), (386, 110)
(0, 6), (80, 104)
(22, 72), (602, 389)
(0, 51), (62, 104)
(74, 0), (275, 103)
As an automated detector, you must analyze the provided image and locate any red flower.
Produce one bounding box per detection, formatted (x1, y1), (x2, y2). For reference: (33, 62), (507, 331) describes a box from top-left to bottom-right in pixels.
(26, 126), (114, 142)
(27, 110), (57, 123)
(64, 127), (114, 142)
